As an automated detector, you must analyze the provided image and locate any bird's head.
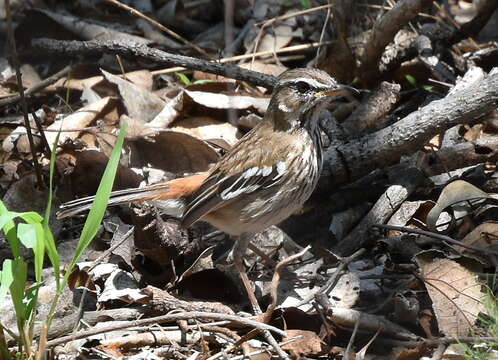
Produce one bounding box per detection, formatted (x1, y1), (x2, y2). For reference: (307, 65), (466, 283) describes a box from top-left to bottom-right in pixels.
(267, 68), (356, 131)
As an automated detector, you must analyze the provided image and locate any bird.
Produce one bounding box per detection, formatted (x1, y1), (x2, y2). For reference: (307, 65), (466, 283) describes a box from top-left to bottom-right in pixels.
(58, 68), (356, 313)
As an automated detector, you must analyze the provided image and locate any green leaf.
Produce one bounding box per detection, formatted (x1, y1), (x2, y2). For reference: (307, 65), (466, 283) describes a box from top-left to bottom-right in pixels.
(192, 79), (215, 85)
(17, 222), (45, 282)
(18, 223), (37, 248)
(176, 72), (192, 86)
(300, 0), (311, 8)
(65, 122), (128, 282)
(0, 260), (14, 306)
(422, 84), (434, 91)
(405, 74), (417, 86)
(23, 282), (42, 323)
(0, 203), (19, 257)
(17, 212), (43, 224)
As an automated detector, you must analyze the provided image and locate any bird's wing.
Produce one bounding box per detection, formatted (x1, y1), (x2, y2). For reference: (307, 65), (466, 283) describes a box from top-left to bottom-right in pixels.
(181, 160), (288, 228)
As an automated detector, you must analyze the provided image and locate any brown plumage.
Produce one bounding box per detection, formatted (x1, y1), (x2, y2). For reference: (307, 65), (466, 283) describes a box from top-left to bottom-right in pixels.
(58, 68), (355, 312)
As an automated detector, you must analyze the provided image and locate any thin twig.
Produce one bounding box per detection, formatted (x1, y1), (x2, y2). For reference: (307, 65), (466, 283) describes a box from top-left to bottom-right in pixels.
(256, 3), (334, 27)
(266, 246), (311, 318)
(31, 111), (52, 158)
(5, 0), (44, 188)
(103, 0), (212, 59)
(297, 248), (366, 307)
(0, 65), (72, 107)
(150, 40), (336, 76)
(373, 223), (498, 256)
(45, 311), (286, 348)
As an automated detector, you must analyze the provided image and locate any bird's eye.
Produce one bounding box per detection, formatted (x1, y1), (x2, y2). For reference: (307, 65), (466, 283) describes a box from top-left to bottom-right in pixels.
(295, 81), (311, 93)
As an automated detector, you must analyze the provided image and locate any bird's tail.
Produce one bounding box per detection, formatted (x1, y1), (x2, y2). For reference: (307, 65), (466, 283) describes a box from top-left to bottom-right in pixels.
(57, 173), (208, 219)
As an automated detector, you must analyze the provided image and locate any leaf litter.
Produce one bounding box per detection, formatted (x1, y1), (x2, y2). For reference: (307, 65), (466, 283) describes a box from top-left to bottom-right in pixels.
(0, 1), (498, 359)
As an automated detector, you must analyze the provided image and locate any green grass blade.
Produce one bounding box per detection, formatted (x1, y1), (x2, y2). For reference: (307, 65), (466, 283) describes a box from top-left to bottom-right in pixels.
(65, 122), (128, 281)
(9, 258), (27, 324)
(176, 72), (192, 85)
(44, 129), (61, 288)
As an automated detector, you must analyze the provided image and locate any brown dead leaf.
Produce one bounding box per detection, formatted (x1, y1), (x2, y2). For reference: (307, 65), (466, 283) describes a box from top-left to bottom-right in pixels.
(45, 97), (117, 150)
(419, 309), (435, 339)
(20, 64), (41, 88)
(281, 329), (328, 357)
(184, 89), (270, 113)
(131, 130), (219, 173)
(426, 180), (492, 231)
(54, 69), (154, 94)
(102, 70), (165, 123)
(257, 22), (298, 54)
(121, 70), (153, 91)
(0, 159), (21, 183)
(387, 344), (431, 360)
(146, 91), (184, 130)
(172, 116), (240, 146)
(239, 62), (288, 77)
(463, 124), (484, 141)
(417, 255), (485, 336)
(51, 74), (104, 92)
(458, 221), (498, 252)
(70, 150), (142, 196)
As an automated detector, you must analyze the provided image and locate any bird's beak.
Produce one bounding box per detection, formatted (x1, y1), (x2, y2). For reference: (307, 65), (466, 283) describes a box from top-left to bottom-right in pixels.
(316, 85), (360, 99)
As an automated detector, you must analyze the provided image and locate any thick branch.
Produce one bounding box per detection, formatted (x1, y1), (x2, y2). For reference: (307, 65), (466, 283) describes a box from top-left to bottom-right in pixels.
(357, 0), (435, 84)
(322, 67), (498, 189)
(31, 39), (278, 89)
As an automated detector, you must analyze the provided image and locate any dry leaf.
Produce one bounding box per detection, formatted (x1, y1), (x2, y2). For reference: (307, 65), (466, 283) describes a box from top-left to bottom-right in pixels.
(426, 180), (491, 231)
(146, 91), (184, 130)
(184, 89), (270, 113)
(387, 344), (431, 360)
(172, 116), (240, 146)
(281, 329), (328, 357)
(70, 150), (143, 196)
(459, 221), (498, 251)
(45, 97), (117, 150)
(99, 268), (150, 304)
(257, 23), (296, 54)
(102, 70), (165, 123)
(417, 255), (485, 336)
(131, 131), (219, 173)
(52, 74), (104, 92)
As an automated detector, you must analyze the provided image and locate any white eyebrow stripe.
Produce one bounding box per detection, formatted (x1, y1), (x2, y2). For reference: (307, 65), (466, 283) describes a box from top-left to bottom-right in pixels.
(286, 77), (330, 89)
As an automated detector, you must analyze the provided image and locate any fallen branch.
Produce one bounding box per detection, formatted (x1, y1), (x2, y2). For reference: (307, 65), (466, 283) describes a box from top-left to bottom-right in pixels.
(45, 311), (286, 348)
(334, 168), (427, 255)
(322, 67), (498, 191)
(31, 39), (277, 89)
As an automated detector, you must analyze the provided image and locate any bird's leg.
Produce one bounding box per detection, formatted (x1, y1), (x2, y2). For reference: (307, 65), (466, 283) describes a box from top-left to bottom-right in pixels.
(233, 232), (262, 314)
